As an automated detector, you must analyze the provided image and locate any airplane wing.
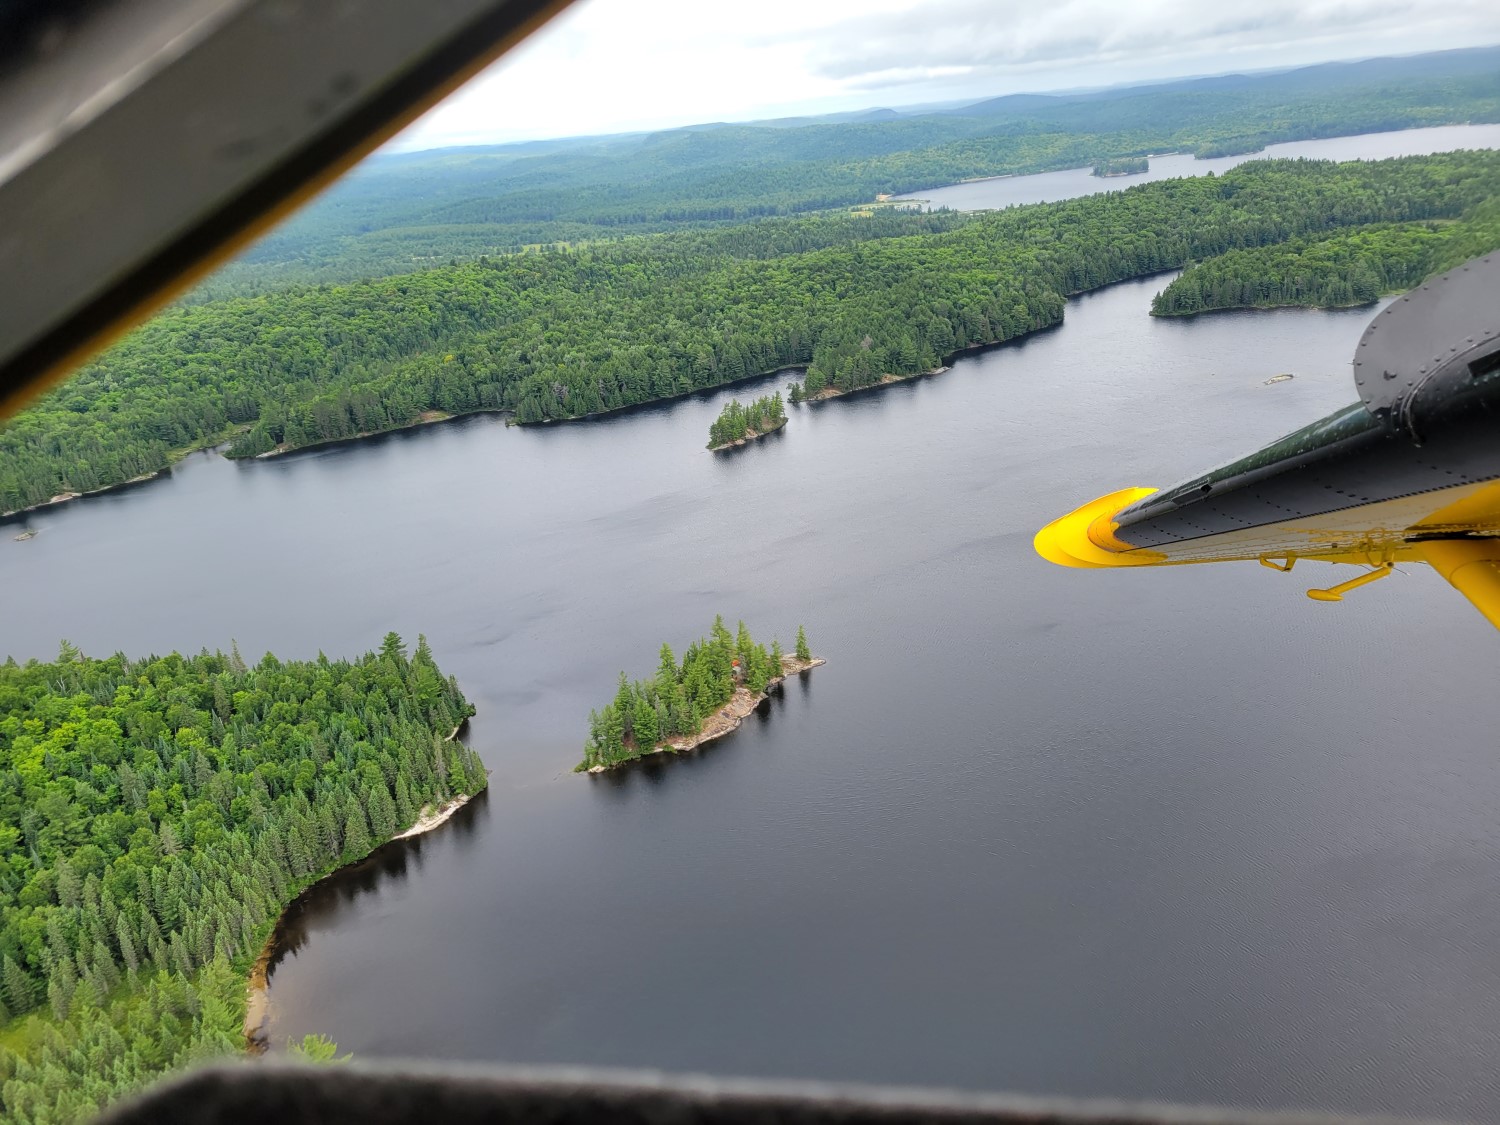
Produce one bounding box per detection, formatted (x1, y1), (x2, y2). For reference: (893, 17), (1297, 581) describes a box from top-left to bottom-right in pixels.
(1035, 252), (1500, 627)
(0, 0), (575, 416)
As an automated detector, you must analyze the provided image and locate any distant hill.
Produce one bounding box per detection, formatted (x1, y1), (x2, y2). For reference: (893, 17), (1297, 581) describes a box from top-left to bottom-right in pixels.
(189, 44), (1500, 298)
(750, 106), (905, 129)
(948, 45), (1500, 116)
(942, 92), (1068, 117)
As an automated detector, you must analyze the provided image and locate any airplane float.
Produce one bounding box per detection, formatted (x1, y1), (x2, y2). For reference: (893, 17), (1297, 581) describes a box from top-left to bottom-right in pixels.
(1036, 253), (1500, 628)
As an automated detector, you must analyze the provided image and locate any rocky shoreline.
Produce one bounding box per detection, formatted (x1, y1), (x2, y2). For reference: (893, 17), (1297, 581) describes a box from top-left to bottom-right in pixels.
(708, 415), (788, 451)
(808, 366), (950, 403)
(586, 655), (824, 774)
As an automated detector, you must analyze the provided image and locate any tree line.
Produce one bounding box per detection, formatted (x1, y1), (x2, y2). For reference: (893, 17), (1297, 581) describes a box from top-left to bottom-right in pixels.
(1150, 206), (1500, 315)
(579, 618), (807, 771)
(5, 151), (1500, 512)
(708, 394), (786, 448)
(0, 635), (483, 1122)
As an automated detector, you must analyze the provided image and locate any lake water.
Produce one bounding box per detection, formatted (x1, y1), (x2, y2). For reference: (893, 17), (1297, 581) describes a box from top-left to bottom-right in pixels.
(896, 124), (1500, 211)
(7, 148), (1500, 1121)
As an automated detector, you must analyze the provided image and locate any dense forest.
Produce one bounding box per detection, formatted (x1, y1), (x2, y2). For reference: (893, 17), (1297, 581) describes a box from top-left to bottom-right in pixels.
(192, 46), (1500, 294)
(1, 42), (1497, 1121)
(1152, 199), (1500, 315)
(0, 637), (484, 1123)
(1094, 157), (1150, 177)
(6, 150), (1500, 513)
(1151, 224), (1449, 314)
(579, 619), (809, 771)
(708, 394), (786, 448)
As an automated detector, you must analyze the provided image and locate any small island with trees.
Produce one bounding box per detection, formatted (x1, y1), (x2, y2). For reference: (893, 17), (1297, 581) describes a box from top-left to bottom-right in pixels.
(1093, 156), (1149, 177)
(708, 394), (787, 450)
(579, 618), (822, 772)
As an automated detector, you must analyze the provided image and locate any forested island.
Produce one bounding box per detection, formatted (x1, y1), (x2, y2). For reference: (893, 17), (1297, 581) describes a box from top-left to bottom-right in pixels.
(579, 620), (819, 772)
(7, 150), (1500, 514)
(708, 394), (786, 449)
(0, 635), (484, 1122)
(1093, 157), (1150, 177)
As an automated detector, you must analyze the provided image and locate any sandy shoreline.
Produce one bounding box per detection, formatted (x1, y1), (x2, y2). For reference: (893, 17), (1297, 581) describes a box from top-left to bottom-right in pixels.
(6, 325), (1026, 522)
(392, 793), (473, 840)
(6, 410), (514, 520)
(807, 367), (949, 403)
(253, 409), (515, 459)
(2, 470), (163, 519)
(587, 655), (825, 774)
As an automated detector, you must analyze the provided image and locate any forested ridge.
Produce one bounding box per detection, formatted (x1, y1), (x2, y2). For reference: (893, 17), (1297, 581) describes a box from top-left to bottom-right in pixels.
(0, 636), (484, 1122)
(5, 150), (1500, 513)
(198, 46), (1500, 294)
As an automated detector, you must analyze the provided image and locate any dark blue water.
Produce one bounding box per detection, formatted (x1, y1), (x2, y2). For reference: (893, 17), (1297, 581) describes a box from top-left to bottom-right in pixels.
(5, 271), (1500, 1120)
(897, 124), (1500, 211)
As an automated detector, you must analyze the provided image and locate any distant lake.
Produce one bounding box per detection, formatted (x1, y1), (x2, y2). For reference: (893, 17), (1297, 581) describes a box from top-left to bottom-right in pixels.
(7, 136), (1500, 1122)
(896, 124), (1500, 211)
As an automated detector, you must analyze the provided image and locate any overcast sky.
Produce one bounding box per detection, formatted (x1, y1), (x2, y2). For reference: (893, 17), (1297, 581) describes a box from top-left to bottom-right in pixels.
(390, 0), (1500, 151)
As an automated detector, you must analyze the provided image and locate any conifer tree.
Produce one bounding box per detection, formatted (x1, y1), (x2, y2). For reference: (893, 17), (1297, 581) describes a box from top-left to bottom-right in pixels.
(367, 783), (398, 840)
(633, 698), (660, 750)
(342, 810), (371, 863)
(3, 955), (38, 1015)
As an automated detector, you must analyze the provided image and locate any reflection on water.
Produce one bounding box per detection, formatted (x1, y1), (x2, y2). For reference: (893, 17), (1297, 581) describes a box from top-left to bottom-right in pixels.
(268, 790), (492, 979)
(586, 683), (794, 787)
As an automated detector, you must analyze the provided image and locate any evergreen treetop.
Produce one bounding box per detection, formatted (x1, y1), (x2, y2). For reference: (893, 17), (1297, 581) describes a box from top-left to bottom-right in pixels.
(0, 637), (482, 1121)
(580, 620), (813, 771)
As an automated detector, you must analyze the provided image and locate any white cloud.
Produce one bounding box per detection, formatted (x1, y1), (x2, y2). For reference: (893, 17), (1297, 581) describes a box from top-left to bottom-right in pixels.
(388, 0), (1500, 150)
(794, 0), (1491, 85)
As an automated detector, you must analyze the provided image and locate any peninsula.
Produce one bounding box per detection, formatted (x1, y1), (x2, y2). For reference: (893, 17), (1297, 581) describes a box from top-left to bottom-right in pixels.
(579, 619), (821, 772)
(1149, 221), (1475, 317)
(791, 365), (951, 405)
(708, 393), (787, 450)
(0, 634), (485, 1119)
